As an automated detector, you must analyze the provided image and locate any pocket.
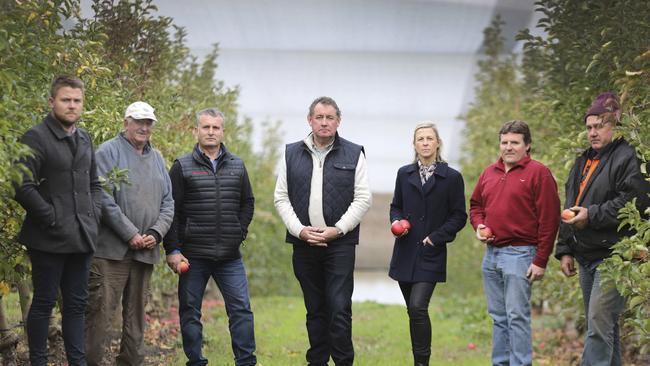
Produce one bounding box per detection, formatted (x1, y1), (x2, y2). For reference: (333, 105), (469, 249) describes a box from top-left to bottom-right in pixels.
(331, 162), (356, 189)
(420, 244), (444, 271)
(333, 162), (356, 171)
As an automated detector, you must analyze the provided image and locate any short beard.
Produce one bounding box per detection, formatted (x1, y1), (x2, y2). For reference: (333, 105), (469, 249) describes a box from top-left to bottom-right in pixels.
(52, 111), (79, 127)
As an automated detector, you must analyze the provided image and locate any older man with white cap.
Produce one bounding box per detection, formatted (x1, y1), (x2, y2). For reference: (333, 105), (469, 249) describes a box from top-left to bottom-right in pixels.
(85, 101), (174, 366)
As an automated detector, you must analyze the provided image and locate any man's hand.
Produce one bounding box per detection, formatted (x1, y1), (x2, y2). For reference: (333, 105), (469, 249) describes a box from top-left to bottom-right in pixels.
(526, 263), (545, 283)
(166, 253), (189, 273)
(475, 224), (494, 243)
(560, 255), (577, 277)
(564, 206), (588, 230)
(128, 233), (145, 249)
(299, 226), (328, 247)
(142, 234), (157, 249)
(320, 226), (342, 242)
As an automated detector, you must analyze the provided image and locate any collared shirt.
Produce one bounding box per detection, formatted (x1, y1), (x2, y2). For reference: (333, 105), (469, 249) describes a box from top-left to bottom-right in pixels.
(311, 137), (335, 166)
(198, 145), (224, 172)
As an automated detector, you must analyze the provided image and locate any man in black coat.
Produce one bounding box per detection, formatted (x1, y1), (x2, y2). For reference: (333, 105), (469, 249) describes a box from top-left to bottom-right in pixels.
(15, 75), (102, 366)
(555, 92), (649, 365)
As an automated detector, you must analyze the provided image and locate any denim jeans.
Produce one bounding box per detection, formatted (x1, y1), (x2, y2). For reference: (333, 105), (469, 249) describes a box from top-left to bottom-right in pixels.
(27, 249), (93, 366)
(577, 259), (625, 366)
(178, 257), (256, 366)
(482, 245), (535, 366)
(292, 244), (355, 366)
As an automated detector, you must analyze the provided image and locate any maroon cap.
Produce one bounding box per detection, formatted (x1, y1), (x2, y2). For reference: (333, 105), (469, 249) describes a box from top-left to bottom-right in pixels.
(584, 92), (620, 123)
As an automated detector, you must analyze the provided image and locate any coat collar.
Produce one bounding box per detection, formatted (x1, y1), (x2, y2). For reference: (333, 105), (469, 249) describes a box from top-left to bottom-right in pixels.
(405, 161), (450, 196)
(45, 113), (77, 140)
(192, 143), (230, 169)
(403, 161), (450, 178)
(44, 114), (90, 162)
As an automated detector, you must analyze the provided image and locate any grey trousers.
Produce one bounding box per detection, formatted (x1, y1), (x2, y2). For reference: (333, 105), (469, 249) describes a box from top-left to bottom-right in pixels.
(85, 257), (153, 366)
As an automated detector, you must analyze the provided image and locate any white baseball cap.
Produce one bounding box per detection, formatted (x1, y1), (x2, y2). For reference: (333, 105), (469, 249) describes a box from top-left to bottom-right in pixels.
(124, 101), (157, 122)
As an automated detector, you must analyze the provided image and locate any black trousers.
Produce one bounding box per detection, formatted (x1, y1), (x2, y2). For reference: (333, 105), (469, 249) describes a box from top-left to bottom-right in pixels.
(27, 249), (92, 366)
(293, 244), (356, 366)
(398, 281), (437, 359)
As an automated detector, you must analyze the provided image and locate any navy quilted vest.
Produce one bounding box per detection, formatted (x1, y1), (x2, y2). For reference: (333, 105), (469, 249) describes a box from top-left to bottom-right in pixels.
(284, 135), (363, 246)
(176, 147), (248, 260)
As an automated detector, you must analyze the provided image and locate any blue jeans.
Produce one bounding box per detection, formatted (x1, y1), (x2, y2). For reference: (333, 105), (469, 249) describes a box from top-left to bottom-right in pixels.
(482, 245), (535, 366)
(292, 244), (355, 366)
(27, 249), (93, 366)
(178, 257), (256, 366)
(577, 259), (625, 366)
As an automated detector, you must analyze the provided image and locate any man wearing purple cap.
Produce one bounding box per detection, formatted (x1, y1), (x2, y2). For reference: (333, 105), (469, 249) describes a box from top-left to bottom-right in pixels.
(555, 92), (649, 366)
(85, 101), (174, 365)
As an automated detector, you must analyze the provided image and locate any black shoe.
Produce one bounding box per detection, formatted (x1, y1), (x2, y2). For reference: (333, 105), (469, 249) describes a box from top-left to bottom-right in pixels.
(414, 354), (429, 366)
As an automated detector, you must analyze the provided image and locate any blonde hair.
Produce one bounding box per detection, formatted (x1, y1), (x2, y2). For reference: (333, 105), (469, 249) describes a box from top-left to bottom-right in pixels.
(413, 121), (445, 163)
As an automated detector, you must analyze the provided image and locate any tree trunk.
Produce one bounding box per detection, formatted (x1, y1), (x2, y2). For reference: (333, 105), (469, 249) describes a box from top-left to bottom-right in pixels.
(0, 296), (19, 366)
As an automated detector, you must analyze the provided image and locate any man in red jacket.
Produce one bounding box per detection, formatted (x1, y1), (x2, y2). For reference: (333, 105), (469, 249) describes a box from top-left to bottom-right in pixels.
(470, 120), (560, 366)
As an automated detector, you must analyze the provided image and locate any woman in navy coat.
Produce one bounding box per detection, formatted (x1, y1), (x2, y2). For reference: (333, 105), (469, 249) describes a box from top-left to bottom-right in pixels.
(389, 122), (467, 366)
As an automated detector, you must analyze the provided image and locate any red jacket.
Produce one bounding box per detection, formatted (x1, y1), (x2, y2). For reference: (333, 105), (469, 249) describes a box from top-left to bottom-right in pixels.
(470, 156), (560, 268)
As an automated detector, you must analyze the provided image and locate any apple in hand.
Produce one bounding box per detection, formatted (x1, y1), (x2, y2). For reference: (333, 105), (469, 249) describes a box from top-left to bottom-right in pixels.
(399, 219), (411, 231)
(391, 221), (406, 236)
(561, 209), (576, 221)
(177, 261), (189, 274)
(479, 227), (493, 239)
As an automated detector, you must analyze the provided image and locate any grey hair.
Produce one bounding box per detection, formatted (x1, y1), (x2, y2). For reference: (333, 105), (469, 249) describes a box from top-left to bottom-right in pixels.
(412, 121), (445, 163)
(196, 108), (225, 127)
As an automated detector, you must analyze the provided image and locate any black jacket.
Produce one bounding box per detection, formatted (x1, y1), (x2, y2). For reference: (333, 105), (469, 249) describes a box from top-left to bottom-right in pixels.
(164, 144), (254, 261)
(555, 138), (649, 262)
(15, 114), (102, 253)
(388, 162), (467, 282)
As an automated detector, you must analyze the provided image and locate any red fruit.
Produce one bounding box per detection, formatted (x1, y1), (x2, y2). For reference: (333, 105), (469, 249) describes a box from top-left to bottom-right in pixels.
(479, 227), (493, 239)
(391, 221), (406, 236)
(178, 261), (189, 274)
(561, 209), (576, 221)
(467, 342), (476, 350)
(399, 219), (411, 231)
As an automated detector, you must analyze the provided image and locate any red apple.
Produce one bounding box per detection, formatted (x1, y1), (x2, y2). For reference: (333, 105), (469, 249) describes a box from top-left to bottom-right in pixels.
(178, 261), (189, 274)
(479, 227), (493, 239)
(561, 209), (576, 221)
(391, 221), (406, 236)
(467, 342), (476, 350)
(399, 219), (411, 231)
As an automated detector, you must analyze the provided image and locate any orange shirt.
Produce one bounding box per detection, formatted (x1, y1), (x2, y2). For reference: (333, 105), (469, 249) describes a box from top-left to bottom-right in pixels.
(575, 158), (600, 205)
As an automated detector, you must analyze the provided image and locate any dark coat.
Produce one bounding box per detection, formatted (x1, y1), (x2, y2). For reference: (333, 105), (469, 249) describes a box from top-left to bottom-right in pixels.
(555, 138), (650, 262)
(388, 162), (467, 282)
(15, 114), (103, 253)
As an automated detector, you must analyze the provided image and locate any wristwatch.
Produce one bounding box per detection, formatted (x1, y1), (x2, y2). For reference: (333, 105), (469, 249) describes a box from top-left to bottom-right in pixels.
(336, 228), (344, 238)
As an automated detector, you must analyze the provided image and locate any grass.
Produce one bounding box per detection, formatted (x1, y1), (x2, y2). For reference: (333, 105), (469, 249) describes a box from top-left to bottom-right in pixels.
(164, 295), (491, 366)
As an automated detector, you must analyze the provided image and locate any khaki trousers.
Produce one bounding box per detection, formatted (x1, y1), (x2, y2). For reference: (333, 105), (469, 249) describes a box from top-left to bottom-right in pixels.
(85, 257), (153, 366)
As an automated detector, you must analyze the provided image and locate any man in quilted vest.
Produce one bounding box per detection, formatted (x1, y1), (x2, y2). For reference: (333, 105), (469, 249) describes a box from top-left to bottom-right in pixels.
(274, 96), (372, 366)
(164, 108), (256, 366)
